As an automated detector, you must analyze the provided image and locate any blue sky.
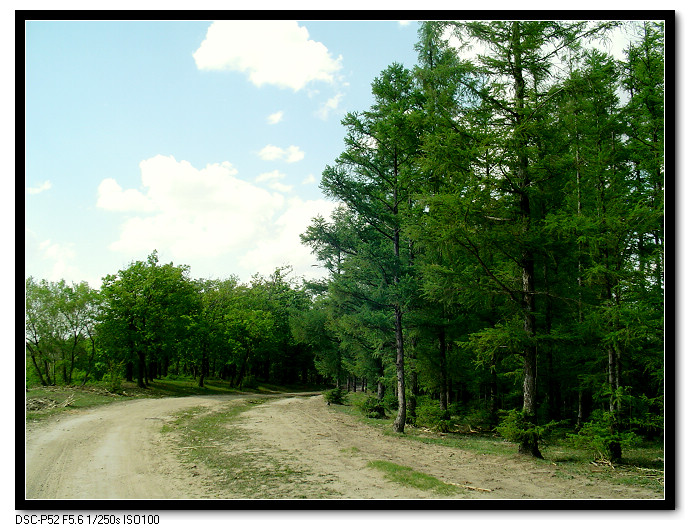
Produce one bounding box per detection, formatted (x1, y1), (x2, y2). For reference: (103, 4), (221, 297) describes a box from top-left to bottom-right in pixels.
(25, 19), (421, 287)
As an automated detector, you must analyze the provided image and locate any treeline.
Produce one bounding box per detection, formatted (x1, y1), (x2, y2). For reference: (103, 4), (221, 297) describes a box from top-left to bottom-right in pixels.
(26, 258), (320, 391)
(25, 20), (664, 462)
(300, 21), (664, 460)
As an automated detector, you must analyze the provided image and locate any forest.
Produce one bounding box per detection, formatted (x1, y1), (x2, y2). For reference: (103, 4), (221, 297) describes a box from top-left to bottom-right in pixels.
(25, 21), (664, 463)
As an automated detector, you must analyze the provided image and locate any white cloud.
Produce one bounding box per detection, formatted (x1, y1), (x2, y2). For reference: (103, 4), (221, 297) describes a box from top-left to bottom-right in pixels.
(258, 144), (305, 163)
(257, 145), (285, 161)
(27, 180), (52, 195)
(284, 146), (305, 163)
(302, 174), (316, 185)
(97, 178), (156, 212)
(239, 197), (338, 280)
(25, 227), (91, 284)
(256, 170), (293, 193)
(256, 169), (286, 183)
(317, 92), (343, 120)
(398, 21), (413, 27)
(193, 20), (343, 91)
(267, 110), (284, 124)
(98, 155), (285, 259)
(267, 182), (293, 194)
(94, 154), (338, 282)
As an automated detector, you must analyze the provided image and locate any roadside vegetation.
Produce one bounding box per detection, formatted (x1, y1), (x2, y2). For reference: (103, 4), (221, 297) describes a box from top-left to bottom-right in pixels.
(25, 378), (321, 422)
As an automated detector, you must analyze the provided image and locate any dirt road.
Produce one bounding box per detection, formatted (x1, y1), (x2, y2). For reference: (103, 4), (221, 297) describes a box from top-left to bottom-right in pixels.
(25, 393), (662, 500)
(25, 394), (255, 499)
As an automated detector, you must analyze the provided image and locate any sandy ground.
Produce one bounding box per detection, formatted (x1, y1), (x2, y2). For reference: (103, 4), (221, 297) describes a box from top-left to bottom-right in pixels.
(25, 394), (251, 500)
(24, 393), (662, 500)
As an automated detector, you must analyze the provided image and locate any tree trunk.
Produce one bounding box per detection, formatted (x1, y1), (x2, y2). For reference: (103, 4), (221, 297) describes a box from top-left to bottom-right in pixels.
(439, 327), (448, 412)
(235, 350), (250, 388)
(576, 390), (584, 429)
(519, 259), (542, 458)
(198, 346), (208, 388)
(28, 349), (49, 386)
(511, 21), (542, 459)
(393, 305), (406, 433)
(137, 350), (146, 388)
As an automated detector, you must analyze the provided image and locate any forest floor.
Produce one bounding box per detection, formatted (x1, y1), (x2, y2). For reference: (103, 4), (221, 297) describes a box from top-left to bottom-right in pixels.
(24, 392), (664, 502)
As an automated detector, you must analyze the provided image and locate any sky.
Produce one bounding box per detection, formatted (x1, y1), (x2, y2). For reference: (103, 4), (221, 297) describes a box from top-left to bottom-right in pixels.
(23, 16), (663, 291)
(24, 19), (423, 288)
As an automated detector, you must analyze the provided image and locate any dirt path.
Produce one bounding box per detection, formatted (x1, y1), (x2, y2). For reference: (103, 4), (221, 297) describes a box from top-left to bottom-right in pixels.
(25, 393), (270, 499)
(25, 393), (661, 500)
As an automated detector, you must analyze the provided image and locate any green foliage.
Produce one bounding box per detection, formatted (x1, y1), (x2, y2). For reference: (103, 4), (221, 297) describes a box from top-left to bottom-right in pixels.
(323, 387), (347, 405)
(495, 409), (560, 448)
(567, 410), (642, 461)
(239, 374), (258, 390)
(103, 359), (124, 393)
(382, 393), (399, 413)
(415, 396), (454, 433)
(459, 407), (496, 431)
(357, 395), (386, 419)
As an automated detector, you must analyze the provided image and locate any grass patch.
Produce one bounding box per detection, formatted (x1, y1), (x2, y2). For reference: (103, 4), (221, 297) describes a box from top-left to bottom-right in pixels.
(25, 380), (323, 422)
(164, 397), (335, 499)
(539, 442), (665, 494)
(367, 460), (460, 496)
(25, 385), (136, 421)
(404, 428), (516, 457)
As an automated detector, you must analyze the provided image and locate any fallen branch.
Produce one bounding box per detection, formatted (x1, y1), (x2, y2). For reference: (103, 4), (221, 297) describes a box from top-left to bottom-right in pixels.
(633, 466), (663, 474)
(591, 459), (615, 469)
(448, 482), (492, 492)
(58, 395), (75, 407)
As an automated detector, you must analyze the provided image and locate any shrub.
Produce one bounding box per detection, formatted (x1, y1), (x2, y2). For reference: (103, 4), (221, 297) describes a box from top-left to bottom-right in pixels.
(323, 387), (347, 405)
(416, 397), (454, 433)
(240, 374), (258, 389)
(358, 395), (386, 418)
(496, 409), (559, 448)
(102, 359), (124, 393)
(382, 394), (398, 412)
(460, 408), (495, 431)
(567, 410), (641, 462)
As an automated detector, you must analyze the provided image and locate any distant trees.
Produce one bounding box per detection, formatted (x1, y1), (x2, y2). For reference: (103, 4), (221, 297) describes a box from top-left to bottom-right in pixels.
(26, 252), (321, 390)
(25, 277), (101, 386)
(98, 251), (199, 388)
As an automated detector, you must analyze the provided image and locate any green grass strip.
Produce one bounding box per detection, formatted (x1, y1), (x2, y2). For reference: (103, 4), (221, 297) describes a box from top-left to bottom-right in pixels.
(367, 460), (460, 496)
